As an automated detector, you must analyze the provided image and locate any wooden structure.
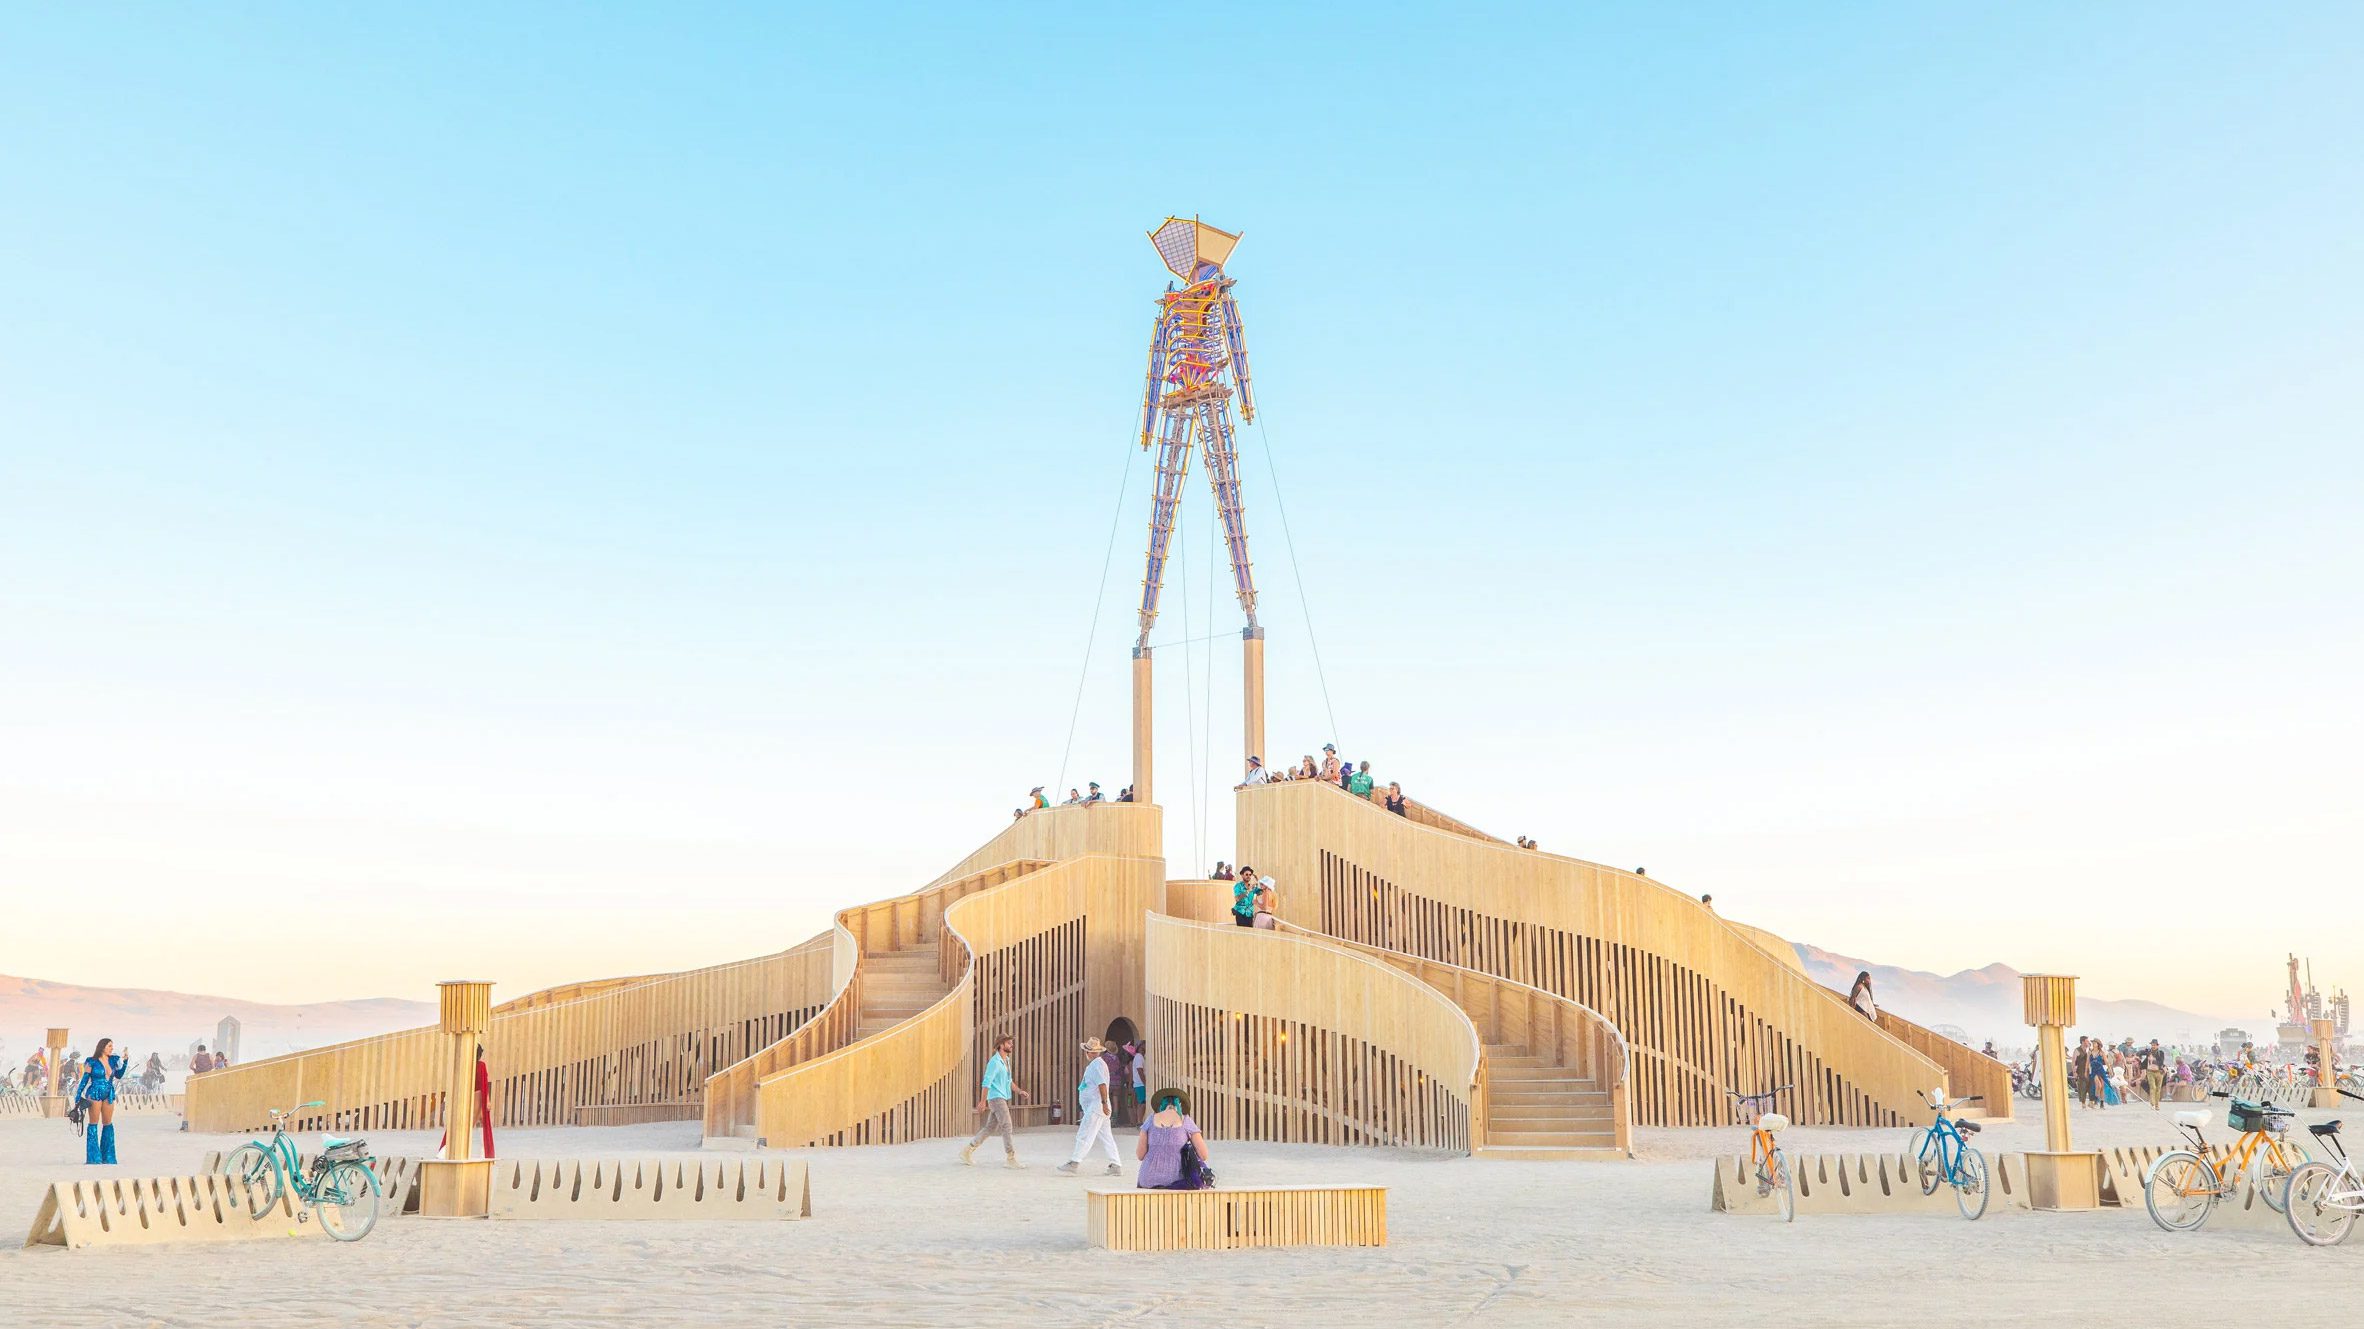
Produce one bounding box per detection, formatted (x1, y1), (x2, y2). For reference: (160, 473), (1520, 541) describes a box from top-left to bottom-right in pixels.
(2020, 973), (2100, 1210)
(2313, 1018), (2340, 1108)
(26, 1174), (319, 1251)
(185, 936), (838, 1135)
(1086, 1183), (1387, 1251)
(417, 979), (495, 1218)
(1238, 780), (1949, 1127)
(39, 1027), (68, 1118)
(1146, 915), (1478, 1151)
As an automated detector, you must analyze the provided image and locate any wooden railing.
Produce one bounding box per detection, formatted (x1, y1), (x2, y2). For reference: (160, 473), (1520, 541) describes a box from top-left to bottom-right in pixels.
(1875, 1011), (2014, 1119)
(701, 858), (1047, 1140)
(185, 937), (836, 1135)
(1144, 914), (1480, 1152)
(1278, 920), (1632, 1153)
(1241, 779), (1947, 1128)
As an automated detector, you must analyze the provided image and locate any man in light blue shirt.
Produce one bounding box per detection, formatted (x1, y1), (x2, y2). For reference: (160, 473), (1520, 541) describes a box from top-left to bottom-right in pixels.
(962, 1034), (1031, 1168)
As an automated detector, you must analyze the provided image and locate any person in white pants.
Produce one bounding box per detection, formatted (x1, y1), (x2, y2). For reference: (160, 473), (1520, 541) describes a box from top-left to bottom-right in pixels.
(1058, 1037), (1124, 1175)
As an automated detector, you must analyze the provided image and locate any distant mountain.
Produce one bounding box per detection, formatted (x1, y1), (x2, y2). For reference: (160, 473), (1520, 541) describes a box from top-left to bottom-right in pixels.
(0, 974), (432, 1067)
(1794, 945), (2242, 1050)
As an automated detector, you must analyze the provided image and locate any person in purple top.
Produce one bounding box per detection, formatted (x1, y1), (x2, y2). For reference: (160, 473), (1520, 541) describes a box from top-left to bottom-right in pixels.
(1134, 1088), (1213, 1190)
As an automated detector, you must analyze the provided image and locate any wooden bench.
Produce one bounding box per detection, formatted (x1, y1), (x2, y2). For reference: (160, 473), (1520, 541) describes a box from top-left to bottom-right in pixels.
(1086, 1184), (1388, 1251)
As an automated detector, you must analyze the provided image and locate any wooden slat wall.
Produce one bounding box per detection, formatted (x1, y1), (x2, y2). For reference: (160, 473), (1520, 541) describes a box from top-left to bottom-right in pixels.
(1274, 920), (1633, 1153)
(186, 937), (838, 1135)
(1143, 914), (1477, 1153)
(751, 851), (1164, 1147)
(1240, 780), (1946, 1128)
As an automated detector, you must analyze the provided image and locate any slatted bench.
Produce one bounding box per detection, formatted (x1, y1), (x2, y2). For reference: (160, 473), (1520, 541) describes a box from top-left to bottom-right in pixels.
(1086, 1184), (1388, 1251)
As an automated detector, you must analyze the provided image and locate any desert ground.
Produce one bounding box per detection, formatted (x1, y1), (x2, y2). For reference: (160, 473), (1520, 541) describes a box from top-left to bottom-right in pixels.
(1, 1101), (2353, 1328)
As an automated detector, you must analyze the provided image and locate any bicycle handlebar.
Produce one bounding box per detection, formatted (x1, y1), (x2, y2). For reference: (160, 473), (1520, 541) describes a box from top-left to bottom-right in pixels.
(1725, 1084), (1793, 1101)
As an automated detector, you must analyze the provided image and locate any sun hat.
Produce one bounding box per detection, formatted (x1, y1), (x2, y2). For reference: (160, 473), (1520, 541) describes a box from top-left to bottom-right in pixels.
(1151, 1086), (1191, 1114)
(1080, 1037), (1107, 1055)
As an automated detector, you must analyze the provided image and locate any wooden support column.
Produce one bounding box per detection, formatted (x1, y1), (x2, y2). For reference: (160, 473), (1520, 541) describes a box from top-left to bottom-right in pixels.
(1132, 647), (1154, 808)
(39, 1027), (69, 1118)
(1242, 627), (1266, 777)
(2020, 974), (2099, 1210)
(2313, 1018), (2341, 1108)
(418, 979), (495, 1218)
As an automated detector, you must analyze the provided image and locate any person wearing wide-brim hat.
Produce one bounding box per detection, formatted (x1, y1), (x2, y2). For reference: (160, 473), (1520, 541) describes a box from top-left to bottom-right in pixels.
(1028, 786), (1049, 811)
(1057, 1037), (1124, 1176)
(1136, 1086), (1213, 1190)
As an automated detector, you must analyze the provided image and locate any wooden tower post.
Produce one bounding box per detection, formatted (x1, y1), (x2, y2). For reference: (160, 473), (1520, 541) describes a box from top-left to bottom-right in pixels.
(2020, 974), (2099, 1209)
(417, 979), (495, 1217)
(40, 1027), (69, 1118)
(1132, 648), (1154, 807)
(1242, 627), (1266, 777)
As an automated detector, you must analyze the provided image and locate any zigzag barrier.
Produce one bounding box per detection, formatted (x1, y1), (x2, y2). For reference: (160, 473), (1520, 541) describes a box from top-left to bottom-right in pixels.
(198, 1151), (422, 1216)
(1714, 1146), (2308, 1231)
(486, 1156), (811, 1220)
(0, 1093), (180, 1119)
(0, 1098), (45, 1119)
(24, 1175), (318, 1250)
(1711, 1151), (2030, 1217)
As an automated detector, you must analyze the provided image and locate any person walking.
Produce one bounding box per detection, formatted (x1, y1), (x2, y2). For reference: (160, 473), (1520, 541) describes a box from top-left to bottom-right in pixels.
(961, 1034), (1031, 1167)
(76, 1037), (126, 1165)
(2143, 1039), (2167, 1109)
(1057, 1038), (1124, 1176)
(1847, 971), (1877, 1021)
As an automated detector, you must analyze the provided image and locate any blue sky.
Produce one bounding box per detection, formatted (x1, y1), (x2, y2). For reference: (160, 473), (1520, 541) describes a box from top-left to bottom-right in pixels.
(3, 4), (2357, 1022)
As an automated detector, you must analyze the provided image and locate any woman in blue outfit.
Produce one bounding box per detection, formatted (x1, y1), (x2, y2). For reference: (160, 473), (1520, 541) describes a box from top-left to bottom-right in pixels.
(76, 1037), (126, 1164)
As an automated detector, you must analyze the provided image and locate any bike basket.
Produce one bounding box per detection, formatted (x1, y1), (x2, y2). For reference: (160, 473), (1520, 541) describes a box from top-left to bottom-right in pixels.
(2226, 1101), (2275, 1132)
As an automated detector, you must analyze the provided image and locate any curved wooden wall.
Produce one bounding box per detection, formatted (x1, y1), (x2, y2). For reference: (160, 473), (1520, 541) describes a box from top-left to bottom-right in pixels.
(749, 851), (1163, 1147)
(1240, 780), (1946, 1128)
(185, 936), (838, 1135)
(1163, 878), (1234, 924)
(701, 859), (1047, 1140)
(1143, 914), (1478, 1152)
(1275, 920), (1634, 1154)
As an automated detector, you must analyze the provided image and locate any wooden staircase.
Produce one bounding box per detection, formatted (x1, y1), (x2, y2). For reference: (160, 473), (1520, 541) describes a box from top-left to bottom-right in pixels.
(856, 944), (952, 1040)
(1480, 1043), (1622, 1159)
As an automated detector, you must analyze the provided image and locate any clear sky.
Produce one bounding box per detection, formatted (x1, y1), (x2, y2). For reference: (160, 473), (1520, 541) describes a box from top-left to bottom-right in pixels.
(3, 4), (2357, 1023)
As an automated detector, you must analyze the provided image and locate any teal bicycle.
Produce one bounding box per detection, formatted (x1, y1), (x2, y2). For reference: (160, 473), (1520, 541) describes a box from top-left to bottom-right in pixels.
(223, 1101), (382, 1242)
(1906, 1090), (1990, 1220)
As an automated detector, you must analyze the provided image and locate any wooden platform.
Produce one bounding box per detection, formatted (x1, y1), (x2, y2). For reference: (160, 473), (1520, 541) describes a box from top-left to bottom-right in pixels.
(1086, 1184), (1388, 1251)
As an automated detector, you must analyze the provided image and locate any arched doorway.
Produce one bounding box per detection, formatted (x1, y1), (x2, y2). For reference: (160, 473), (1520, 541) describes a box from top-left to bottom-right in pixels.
(1104, 1017), (1141, 1125)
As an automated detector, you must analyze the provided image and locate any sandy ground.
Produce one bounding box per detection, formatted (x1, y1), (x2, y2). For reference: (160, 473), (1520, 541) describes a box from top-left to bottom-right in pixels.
(0, 1100), (2354, 1328)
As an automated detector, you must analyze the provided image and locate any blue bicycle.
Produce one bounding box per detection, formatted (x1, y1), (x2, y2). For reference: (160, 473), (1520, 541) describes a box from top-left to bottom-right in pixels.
(1906, 1090), (1990, 1220)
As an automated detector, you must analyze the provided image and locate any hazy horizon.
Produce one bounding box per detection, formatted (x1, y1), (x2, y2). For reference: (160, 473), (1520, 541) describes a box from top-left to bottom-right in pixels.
(4, 5), (2358, 1016)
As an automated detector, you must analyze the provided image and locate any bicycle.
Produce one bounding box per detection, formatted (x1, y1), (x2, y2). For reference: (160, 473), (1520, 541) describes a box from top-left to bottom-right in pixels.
(2283, 1090), (2364, 1246)
(1906, 1090), (1990, 1220)
(2141, 1093), (2311, 1232)
(222, 1101), (382, 1242)
(1728, 1085), (1796, 1223)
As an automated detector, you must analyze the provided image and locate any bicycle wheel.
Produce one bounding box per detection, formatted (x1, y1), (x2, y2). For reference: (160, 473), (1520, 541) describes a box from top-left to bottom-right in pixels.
(1908, 1132), (1941, 1196)
(223, 1143), (282, 1220)
(312, 1161), (381, 1242)
(1768, 1146), (1795, 1223)
(2144, 1150), (2217, 1232)
(2283, 1162), (2358, 1247)
(2259, 1137), (2309, 1214)
(1955, 1145), (1990, 1221)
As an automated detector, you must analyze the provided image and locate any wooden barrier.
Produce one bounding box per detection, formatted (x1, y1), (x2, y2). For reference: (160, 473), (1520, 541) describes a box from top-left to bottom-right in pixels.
(26, 1175), (318, 1250)
(187, 933), (838, 1135)
(198, 1150), (421, 1216)
(1712, 1150), (2031, 1217)
(485, 1156), (810, 1220)
(1242, 780), (1947, 1128)
(1086, 1184), (1388, 1251)
(1871, 1012), (2015, 1123)
(1145, 915), (1478, 1152)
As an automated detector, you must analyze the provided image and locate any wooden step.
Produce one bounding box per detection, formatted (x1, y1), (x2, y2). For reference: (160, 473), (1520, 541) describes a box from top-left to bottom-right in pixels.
(1474, 1145), (1628, 1161)
(1484, 1128), (1621, 1148)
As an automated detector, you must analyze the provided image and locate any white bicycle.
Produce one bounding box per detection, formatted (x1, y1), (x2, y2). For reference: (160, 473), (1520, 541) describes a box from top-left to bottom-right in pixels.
(2284, 1092), (2364, 1246)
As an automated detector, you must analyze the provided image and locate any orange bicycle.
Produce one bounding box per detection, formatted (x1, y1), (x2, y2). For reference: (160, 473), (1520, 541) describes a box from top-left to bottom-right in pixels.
(2143, 1093), (2311, 1232)
(1729, 1085), (1796, 1222)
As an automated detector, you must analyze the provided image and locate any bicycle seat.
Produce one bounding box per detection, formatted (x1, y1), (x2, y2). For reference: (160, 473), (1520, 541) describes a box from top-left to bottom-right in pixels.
(2175, 1109), (2212, 1128)
(2310, 1121), (2341, 1138)
(323, 1136), (355, 1148)
(1757, 1111), (1790, 1132)
(1956, 1119), (1982, 1135)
